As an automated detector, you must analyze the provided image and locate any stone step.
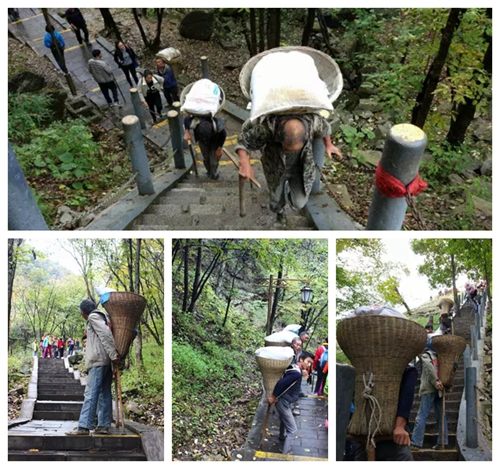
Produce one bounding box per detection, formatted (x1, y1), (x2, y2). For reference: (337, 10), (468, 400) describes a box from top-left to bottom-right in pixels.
(37, 394), (84, 402)
(8, 434), (142, 452)
(8, 450), (147, 461)
(35, 401), (83, 412)
(33, 411), (82, 420)
(38, 372), (75, 377)
(414, 390), (462, 401)
(412, 448), (460, 461)
(408, 418), (457, 433)
(409, 408), (459, 422)
(38, 378), (80, 384)
(37, 385), (85, 392)
(411, 400), (461, 412)
(422, 433), (457, 447)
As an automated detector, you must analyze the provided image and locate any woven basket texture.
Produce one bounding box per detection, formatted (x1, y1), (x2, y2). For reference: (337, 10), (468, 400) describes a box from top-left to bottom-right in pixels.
(239, 46), (343, 104)
(265, 339), (288, 347)
(256, 354), (293, 397)
(438, 298), (454, 314)
(337, 316), (427, 436)
(432, 335), (466, 387)
(180, 81), (226, 117)
(103, 292), (146, 357)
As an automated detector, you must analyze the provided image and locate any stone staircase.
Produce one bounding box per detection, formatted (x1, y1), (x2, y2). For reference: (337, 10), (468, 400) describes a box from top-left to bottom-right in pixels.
(410, 304), (475, 461)
(8, 358), (147, 461)
(129, 159), (315, 231)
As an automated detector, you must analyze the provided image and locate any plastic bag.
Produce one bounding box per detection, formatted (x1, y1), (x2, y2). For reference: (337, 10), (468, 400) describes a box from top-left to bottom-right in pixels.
(284, 324), (301, 334)
(255, 346), (294, 360)
(181, 79), (221, 116)
(250, 51), (333, 121)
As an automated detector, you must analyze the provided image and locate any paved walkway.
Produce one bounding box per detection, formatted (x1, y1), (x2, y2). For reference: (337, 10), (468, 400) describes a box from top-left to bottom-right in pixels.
(235, 378), (328, 461)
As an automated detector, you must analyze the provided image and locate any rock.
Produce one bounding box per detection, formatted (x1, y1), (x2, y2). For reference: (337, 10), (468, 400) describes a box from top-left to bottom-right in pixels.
(353, 109), (374, 119)
(181, 205), (189, 213)
(469, 179), (492, 199)
(480, 158), (492, 176)
(437, 101), (452, 114)
(78, 213), (95, 228)
(472, 119), (492, 142)
(126, 401), (144, 417)
(374, 139), (385, 151)
(329, 114), (342, 134)
(374, 121), (392, 140)
(327, 184), (353, 208)
(57, 205), (78, 226)
(357, 150), (382, 167)
(448, 174), (463, 186)
(460, 167), (478, 179)
(46, 89), (68, 120)
(200, 196), (207, 205)
(358, 82), (376, 98)
(8, 71), (46, 93)
(356, 98), (383, 113)
(179, 11), (214, 41)
(472, 195), (492, 217)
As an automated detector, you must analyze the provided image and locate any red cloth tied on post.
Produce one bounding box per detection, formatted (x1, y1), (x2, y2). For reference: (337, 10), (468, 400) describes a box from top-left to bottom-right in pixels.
(375, 163), (428, 198)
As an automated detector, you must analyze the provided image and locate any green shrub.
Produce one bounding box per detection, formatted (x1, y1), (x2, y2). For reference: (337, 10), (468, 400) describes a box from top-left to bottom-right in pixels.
(8, 92), (53, 144)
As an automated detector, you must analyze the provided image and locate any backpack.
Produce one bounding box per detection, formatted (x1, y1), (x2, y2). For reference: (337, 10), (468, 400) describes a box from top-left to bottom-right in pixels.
(319, 348), (328, 368)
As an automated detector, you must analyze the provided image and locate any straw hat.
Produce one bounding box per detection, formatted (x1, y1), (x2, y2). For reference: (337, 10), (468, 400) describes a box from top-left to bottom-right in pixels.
(102, 292), (146, 358)
(431, 335), (466, 387)
(337, 315), (427, 436)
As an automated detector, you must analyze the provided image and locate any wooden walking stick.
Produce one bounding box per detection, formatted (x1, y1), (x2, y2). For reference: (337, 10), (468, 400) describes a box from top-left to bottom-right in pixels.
(441, 388), (446, 450)
(259, 403), (271, 450)
(115, 374), (120, 428)
(187, 139), (199, 178)
(116, 367), (125, 432)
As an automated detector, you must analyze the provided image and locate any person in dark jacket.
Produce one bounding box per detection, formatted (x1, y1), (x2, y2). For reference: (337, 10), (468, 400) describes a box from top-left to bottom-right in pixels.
(267, 351), (314, 454)
(114, 41), (139, 87)
(155, 57), (179, 107)
(65, 8), (90, 45)
(44, 25), (66, 72)
(184, 115), (226, 179)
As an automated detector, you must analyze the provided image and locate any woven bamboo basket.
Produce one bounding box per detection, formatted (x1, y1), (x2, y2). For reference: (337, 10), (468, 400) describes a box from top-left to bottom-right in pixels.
(337, 316), (427, 436)
(438, 298), (454, 315)
(239, 46), (343, 104)
(432, 335), (466, 387)
(102, 292), (146, 358)
(255, 347), (293, 397)
(180, 81), (226, 117)
(264, 339), (288, 347)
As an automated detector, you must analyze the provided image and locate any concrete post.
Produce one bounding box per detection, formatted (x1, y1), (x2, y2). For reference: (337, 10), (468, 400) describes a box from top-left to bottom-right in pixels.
(366, 124), (427, 230)
(465, 366), (478, 448)
(8, 143), (49, 230)
(336, 364), (356, 461)
(122, 115), (155, 195)
(172, 101), (188, 150)
(476, 313), (481, 340)
(311, 138), (325, 194)
(167, 110), (186, 169)
(130, 88), (146, 130)
(200, 56), (210, 79)
(471, 325), (478, 361)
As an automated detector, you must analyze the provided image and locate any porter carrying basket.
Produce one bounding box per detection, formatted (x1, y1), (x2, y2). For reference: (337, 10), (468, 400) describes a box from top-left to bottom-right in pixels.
(102, 292), (146, 358)
(431, 335), (466, 387)
(337, 316), (427, 437)
(255, 347), (293, 397)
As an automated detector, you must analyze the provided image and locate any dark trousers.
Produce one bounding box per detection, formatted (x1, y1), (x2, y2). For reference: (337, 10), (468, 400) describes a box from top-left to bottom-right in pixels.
(353, 440), (413, 461)
(163, 85), (179, 106)
(199, 142), (220, 178)
(72, 22), (89, 44)
(99, 81), (119, 104)
(51, 47), (67, 72)
(146, 92), (162, 122)
(314, 367), (327, 395)
(121, 64), (139, 87)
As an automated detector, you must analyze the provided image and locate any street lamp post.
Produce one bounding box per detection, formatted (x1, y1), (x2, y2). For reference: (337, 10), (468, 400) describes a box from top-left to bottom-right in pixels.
(256, 276), (312, 336)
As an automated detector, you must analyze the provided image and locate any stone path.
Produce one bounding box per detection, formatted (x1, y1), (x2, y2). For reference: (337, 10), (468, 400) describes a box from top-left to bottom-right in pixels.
(235, 377), (328, 461)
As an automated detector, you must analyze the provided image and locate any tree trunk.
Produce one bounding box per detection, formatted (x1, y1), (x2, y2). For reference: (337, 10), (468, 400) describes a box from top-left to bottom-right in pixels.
(268, 264), (283, 334)
(302, 8), (316, 46)
(250, 9), (258, 56)
(266, 9), (281, 49)
(258, 9), (265, 52)
(191, 241), (202, 311)
(411, 8), (466, 129)
(99, 8), (122, 41)
(182, 241), (189, 312)
(127, 239), (134, 292)
(446, 9), (491, 146)
(451, 253), (459, 315)
(316, 9), (336, 57)
(151, 8), (164, 51)
(8, 239), (23, 340)
(132, 8), (150, 48)
(395, 286), (411, 313)
(134, 239), (141, 294)
(135, 323), (144, 374)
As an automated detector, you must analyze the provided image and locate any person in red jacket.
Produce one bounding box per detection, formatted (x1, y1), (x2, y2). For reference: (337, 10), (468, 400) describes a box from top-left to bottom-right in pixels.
(313, 338), (328, 395)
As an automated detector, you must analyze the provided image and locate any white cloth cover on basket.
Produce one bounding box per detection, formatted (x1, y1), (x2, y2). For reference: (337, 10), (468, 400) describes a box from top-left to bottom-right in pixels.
(255, 346), (294, 360)
(265, 330), (299, 344)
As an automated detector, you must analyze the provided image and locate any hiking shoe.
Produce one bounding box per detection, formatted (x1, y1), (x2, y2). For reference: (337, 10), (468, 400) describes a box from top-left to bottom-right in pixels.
(292, 409), (301, 416)
(94, 426), (111, 435)
(432, 444), (450, 450)
(66, 428), (89, 436)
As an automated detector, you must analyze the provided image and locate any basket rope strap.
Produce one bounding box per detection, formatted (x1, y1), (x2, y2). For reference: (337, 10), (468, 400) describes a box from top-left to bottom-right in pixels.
(362, 372), (382, 452)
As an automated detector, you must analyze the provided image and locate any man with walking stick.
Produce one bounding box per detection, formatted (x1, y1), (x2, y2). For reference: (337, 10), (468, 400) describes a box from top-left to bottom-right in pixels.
(266, 352), (314, 454)
(66, 299), (121, 435)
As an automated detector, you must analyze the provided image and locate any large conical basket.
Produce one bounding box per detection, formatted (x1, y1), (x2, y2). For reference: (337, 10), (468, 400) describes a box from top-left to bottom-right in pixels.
(337, 316), (427, 437)
(432, 335), (466, 387)
(239, 46), (343, 104)
(264, 339), (288, 347)
(255, 350), (293, 397)
(180, 81), (226, 117)
(438, 298), (454, 315)
(102, 292), (147, 358)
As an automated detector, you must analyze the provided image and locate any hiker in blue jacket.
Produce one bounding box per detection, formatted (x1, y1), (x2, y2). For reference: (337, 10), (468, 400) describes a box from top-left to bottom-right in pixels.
(44, 25), (66, 72)
(267, 351), (314, 454)
(155, 57), (179, 107)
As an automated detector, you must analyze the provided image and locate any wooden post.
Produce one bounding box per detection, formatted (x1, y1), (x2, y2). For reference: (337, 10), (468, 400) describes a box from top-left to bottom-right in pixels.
(441, 388), (446, 450)
(239, 175), (246, 217)
(116, 367), (125, 432)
